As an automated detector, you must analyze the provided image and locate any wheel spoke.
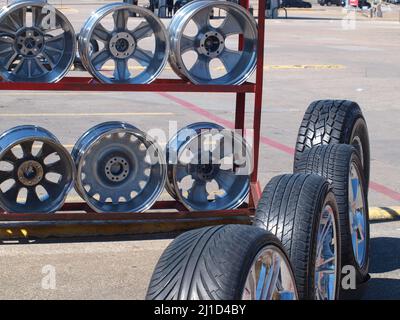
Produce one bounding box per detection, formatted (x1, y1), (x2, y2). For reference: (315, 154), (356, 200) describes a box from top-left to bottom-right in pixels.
(132, 21), (153, 41)
(0, 170), (13, 182)
(37, 143), (55, 160)
(4, 184), (19, 202)
(132, 47), (152, 67)
(264, 255), (281, 300)
(256, 264), (267, 300)
(45, 33), (65, 50)
(93, 23), (110, 42)
(218, 13), (243, 36)
(26, 187), (40, 204)
(12, 57), (28, 76)
(46, 160), (64, 174)
(219, 49), (241, 73)
(20, 140), (33, 157)
(192, 8), (211, 29)
(180, 35), (195, 54)
(2, 150), (18, 163)
(32, 56), (50, 74)
(114, 58), (131, 81)
(92, 49), (111, 69)
(42, 179), (62, 198)
(113, 9), (129, 31)
(187, 180), (208, 203)
(189, 56), (211, 80)
(214, 170), (236, 191)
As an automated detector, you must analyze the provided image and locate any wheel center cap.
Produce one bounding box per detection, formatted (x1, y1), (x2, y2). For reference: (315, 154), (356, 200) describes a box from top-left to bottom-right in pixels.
(16, 28), (44, 57)
(109, 32), (136, 58)
(199, 32), (225, 58)
(104, 156), (130, 182)
(17, 160), (44, 187)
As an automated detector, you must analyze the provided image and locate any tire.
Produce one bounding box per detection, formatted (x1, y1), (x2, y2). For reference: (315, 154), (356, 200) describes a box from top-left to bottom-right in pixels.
(146, 224), (298, 300)
(294, 144), (370, 286)
(253, 173), (341, 300)
(294, 100), (370, 189)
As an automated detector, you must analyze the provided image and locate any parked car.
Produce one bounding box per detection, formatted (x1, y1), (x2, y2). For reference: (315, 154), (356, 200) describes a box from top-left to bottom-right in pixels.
(318, 0), (345, 6)
(282, 0), (312, 8)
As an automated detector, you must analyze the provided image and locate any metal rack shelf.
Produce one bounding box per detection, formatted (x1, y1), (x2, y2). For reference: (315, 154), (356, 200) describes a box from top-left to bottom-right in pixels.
(0, 0), (266, 238)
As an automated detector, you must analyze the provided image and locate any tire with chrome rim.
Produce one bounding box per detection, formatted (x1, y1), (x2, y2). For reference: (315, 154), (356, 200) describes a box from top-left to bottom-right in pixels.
(72, 121), (166, 213)
(295, 144), (370, 285)
(0, 0), (76, 82)
(166, 122), (251, 211)
(146, 224), (298, 300)
(168, 0), (257, 85)
(293, 100), (370, 189)
(254, 173), (341, 300)
(0, 125), (74, 213)
(78, 3), (169, 84)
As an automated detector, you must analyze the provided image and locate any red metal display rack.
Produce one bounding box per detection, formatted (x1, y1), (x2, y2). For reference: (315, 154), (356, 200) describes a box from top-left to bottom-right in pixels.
(0, 0), (266, 238)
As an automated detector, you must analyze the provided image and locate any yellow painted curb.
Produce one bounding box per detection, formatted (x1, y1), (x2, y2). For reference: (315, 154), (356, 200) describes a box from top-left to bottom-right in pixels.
(369, 207), (400, 221)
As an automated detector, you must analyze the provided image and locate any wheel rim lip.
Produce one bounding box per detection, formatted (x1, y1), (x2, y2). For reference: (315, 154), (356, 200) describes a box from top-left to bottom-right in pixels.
(168, 0), (258, 85)
(0, 0), (76, 83)
(351, 135), (364, 168)
(73, 124), (166, 213)
(78, 3), (169, 84)
(242, 245), (298, 300)
(314, 203), (338, 300)
(0, 126), (75, 213)
(167, 122), (250, 211)
(348, 160), (367, 268)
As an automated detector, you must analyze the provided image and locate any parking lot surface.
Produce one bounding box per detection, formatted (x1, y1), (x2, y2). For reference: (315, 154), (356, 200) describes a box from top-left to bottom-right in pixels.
(0, 2), (399, 299)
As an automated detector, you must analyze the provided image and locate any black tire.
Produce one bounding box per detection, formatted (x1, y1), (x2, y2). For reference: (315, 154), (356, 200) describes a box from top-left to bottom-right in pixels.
(294, 144), (370, 286)
(253, 173), (341, 300)
(146, 224), (297, 300)
(294, 100), (370, 189)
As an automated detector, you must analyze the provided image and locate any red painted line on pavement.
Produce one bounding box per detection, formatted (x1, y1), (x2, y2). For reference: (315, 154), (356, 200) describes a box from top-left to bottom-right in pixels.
(159, 92), (400, 202)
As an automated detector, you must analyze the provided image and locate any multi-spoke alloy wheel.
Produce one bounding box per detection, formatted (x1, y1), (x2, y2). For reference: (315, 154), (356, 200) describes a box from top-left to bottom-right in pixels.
(168, 0), (257, 84)
(242, 245), (298, 300)
(314, 204), (338, 300)
(72, 122), (166, 213)
(349, 161), (367, 269)
(166, 122), (251, 211)
(0, 126), (74, 213)
(0, 0), (76, 82)
(78, 3), (169, 84)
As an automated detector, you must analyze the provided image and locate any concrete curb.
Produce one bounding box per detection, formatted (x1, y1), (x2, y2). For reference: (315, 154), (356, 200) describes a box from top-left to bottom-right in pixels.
(369, 206), (400, 221)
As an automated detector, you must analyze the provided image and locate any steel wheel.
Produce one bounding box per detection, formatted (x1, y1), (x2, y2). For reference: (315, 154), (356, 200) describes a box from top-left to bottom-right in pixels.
(166, 122), (251, 211)
(0, 0), (75, 82)
(72, 122), (166, 213)
(0, 125), (74, 213)
(242, 245), (298, 300)
(78, 3), (169, 84)
(168, 0), (257, 85)
(349, 161), (367, 269)
(315, 204), (338, 300)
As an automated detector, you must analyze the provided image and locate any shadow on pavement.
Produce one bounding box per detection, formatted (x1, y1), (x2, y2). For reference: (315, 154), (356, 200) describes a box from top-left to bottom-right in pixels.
(370, 237), (400, 273)
(362, 278), (400, 299)
(0, 232), (178, 245)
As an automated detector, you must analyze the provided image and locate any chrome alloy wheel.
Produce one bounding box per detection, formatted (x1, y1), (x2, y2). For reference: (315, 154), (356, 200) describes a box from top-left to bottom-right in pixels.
(348, 161), (367, 268)
(78, 3), (169, 84)
(168, 0), (257, 85)
(0, 125), (74, 213)
(72, 122), (166, 213)
(314, 204), (338, 300)
(0, 0), (76, 82)
(166, 122), (251, 211)
(242, 245), (298, 300)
